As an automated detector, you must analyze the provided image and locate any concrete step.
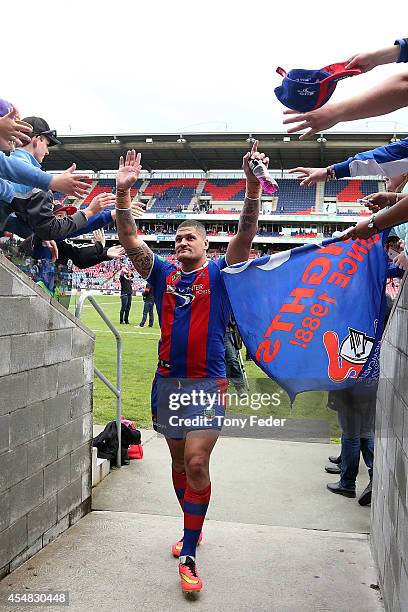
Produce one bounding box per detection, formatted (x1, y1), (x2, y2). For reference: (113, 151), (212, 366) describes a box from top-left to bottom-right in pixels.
(91, 425), (152, 488)
(92, 446), (110, 488)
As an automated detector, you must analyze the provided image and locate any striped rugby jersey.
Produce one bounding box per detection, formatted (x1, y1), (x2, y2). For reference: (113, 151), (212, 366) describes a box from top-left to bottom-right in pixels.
(147, 255), (231, 378)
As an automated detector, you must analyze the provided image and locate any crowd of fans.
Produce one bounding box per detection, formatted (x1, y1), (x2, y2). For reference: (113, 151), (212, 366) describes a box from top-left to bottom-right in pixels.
(1, 36), (408, 513)
(280, 36), (408, 506)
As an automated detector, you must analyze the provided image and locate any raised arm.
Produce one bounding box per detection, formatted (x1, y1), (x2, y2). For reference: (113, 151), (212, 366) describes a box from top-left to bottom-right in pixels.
(344, 43), (401, 73)
(341, 194), (408, 241)
(289, 137), (408, 186)
(115, 150), (154, 279)
(226, 140), (268, 265)
(283, 72), (408, 140)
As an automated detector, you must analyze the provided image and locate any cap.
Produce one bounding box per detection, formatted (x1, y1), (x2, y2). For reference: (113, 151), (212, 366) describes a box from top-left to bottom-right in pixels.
(0, 99), (13, 117)
(53, 202), (78, 216)
(274, 62), (362, 113)
(22, 116), (61, 146)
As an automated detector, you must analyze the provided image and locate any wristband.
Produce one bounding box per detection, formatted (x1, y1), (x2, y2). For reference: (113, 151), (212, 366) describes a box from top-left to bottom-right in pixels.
(394, 38), (408, 63)
(326, 166), (336, 181)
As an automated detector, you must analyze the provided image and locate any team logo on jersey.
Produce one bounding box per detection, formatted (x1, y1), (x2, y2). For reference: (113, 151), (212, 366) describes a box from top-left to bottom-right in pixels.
(166, 284), (195, 308)
(171, 271), (181, 282)
(323, 327), (375, 383)
(203, 405), (216, 419)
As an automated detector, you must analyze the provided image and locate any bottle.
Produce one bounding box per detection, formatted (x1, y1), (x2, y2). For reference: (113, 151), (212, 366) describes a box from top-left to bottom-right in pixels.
(248, 159), (279, 195)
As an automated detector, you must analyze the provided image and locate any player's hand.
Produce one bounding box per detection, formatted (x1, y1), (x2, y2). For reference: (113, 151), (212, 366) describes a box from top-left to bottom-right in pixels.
(43, 240), (59, 262)
(107, 245), (126, 259)
(289, 166), (327, 186)
(116, 149), (142, 191)
(282, 104), (340, 140)
(243, 140), (270, 185)
(340, 219), (376, 241)
(50, 164), (91, 198)
(93, 228), (106, 247)
(0, 107), (33, 150)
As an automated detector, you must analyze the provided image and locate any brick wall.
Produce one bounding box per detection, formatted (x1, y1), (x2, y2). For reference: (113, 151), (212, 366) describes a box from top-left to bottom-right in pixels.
(0, 255), (94, 578)
(371, 272), (408, 612)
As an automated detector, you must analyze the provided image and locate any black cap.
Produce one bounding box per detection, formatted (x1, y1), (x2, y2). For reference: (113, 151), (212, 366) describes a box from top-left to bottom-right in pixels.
(22, 116), (61, 146)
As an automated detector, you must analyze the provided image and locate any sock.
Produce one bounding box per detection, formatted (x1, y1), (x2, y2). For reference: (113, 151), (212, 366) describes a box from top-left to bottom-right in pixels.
(172, 468), (187, 510)
(180, 483), (211, 559)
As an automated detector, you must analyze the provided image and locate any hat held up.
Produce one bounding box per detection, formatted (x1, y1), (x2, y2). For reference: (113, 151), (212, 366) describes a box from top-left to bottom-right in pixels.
(274, 62), (362, 113)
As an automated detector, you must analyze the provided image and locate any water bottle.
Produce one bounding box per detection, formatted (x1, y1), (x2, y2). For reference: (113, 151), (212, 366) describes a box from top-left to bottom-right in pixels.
(248, 159), (279, 195)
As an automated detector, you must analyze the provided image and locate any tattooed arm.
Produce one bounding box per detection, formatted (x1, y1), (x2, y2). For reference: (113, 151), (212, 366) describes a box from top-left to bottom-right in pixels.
(226, 140), (268, 265)
(115, 150), (154, 279)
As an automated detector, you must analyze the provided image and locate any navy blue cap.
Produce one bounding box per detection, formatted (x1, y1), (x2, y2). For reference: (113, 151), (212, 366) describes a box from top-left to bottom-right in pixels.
(274, 62), (362, 113)
(394, 39), (408, 63)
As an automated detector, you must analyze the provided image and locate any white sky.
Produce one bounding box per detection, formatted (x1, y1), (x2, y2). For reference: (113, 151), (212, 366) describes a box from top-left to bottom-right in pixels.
(2, 0), (408, 137)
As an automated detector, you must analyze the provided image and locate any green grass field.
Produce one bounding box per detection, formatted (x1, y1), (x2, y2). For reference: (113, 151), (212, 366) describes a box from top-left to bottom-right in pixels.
(70, 294), (340, 439)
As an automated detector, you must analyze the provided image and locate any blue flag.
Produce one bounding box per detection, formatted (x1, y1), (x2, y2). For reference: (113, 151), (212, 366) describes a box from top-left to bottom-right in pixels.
(222, 234), (389, 401)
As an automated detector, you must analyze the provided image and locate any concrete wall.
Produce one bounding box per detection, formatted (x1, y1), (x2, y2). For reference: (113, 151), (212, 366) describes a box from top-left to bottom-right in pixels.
(371, 272), (408, 612)
(0, 255), (95, 579)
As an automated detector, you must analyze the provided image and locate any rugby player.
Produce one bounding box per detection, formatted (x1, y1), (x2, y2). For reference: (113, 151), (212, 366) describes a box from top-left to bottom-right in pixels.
(114, 142), (267, 593)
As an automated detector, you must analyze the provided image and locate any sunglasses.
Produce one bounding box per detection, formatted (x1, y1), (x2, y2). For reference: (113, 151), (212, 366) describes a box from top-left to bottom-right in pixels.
(35, 129), (57, 140)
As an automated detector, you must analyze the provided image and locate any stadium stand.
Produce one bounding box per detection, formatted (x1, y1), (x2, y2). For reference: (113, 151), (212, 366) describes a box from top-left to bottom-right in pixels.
(274, 179), (316, 213)
(63, 176), (386, 217)
(324, 179), (380, 201)
(144, 178), (199, 195)
(149, 187), (196, 212)
(202, 179), (246, 201)
(80, 179), (143, 207)
(143, 178), (199, 212)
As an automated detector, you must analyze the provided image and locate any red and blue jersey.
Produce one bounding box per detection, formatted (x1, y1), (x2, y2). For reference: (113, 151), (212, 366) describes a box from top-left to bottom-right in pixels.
(147, 255), (231, 378)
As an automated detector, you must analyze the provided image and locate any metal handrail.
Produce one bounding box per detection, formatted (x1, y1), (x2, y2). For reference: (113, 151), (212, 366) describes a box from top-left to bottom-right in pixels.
(75, 292), (122, 468)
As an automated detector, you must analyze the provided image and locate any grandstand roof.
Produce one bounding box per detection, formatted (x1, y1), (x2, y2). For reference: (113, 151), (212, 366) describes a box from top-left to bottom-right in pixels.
(42, 131), (407, 173)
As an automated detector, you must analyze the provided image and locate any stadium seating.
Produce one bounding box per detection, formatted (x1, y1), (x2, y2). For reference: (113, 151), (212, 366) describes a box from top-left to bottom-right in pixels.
(144, 179), (199, 196)
(202, 179), (246, 201)
(149, 187), (196, 212)
(81, 179), (143, 206)
(274, 179), (316, 213)
(143, 179), (199, 212)
(63, 176), (383, 217)
(324, 179), (380, 201)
